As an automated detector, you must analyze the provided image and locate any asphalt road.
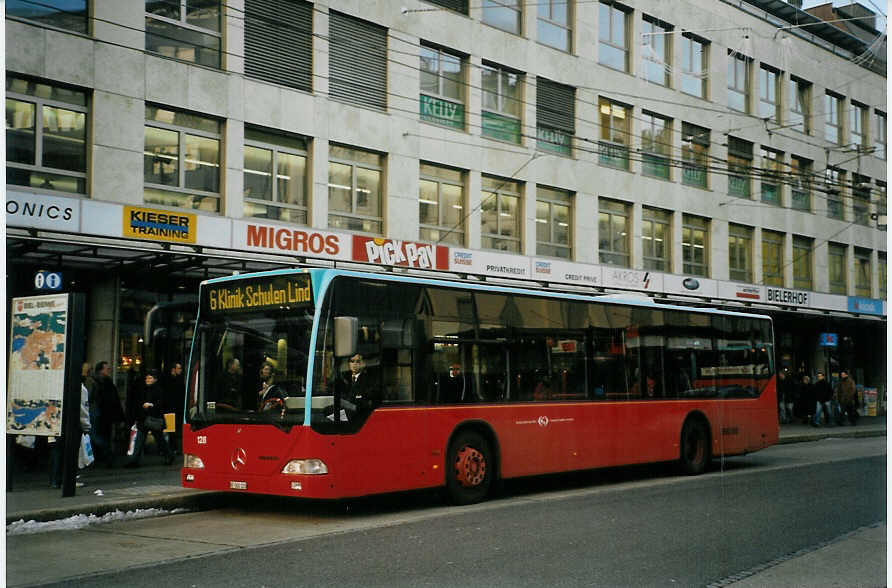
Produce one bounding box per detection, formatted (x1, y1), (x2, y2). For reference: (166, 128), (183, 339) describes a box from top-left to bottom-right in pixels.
(9, 437), (886, 587)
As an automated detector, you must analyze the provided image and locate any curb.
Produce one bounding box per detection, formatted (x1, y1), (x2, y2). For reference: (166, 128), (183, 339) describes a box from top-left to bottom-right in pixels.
(777, 428), (886, 445)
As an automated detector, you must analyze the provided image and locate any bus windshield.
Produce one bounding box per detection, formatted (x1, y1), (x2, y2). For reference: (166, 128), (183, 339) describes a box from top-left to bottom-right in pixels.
(188, 309), (313, 428)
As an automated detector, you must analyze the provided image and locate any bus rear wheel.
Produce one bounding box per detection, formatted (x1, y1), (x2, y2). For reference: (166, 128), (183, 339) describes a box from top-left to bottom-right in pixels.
(679, 417), (711, 475)
(446, 430), (493, 505)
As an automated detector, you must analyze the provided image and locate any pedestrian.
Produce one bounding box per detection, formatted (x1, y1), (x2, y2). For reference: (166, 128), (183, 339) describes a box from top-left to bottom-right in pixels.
(50, 371), (91, 488)
(796, 374), (813, 424)
(835, 369), (858, 426)
(777, 369), (793, 424)
(161, 361), (185, 455)
(91, 361), (126, 467)
(812, 371), (833, 427)
(125, 370), (174, 467)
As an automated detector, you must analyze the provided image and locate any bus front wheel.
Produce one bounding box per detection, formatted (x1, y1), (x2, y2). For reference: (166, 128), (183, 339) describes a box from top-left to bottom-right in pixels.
(679, 417), (711, 475)
(445, 430), (493, 505)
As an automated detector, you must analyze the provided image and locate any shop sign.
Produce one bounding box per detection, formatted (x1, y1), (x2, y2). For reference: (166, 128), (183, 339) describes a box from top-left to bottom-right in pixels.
(7, 294), (69, 436)
(663, 274), (717, 297)
(718, 282), (763, 301)
(420, 95), (464, 130)
(533, 258), (601, 287)
(123, 206), (196, 244)
(818, 333), (838, 347)
(352, 236), (449, 270)
(234, 221), (350, 261)
(536, 127), (571, 155)
(34, 271), (63, 291)
(765, 287), (809, 307)
(6, 191), (79, 231)
(847, 296), (884, 316)
(602, 268), (663, 292)
(482, 111), (521, 144)
(449, 248), (530, 278)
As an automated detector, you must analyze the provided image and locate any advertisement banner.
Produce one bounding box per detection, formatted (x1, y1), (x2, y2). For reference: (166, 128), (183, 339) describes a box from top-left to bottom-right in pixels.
(718, 281), (763, 302)
(863, 387), (878, 416)
(450, 248), (530, 278)
(6, 191), (79, 232)
(7, 294), (69, 436)
(234, 221), (350, 261)
(663, 274), (718, 298)
(847, 296), (884, 316)
(352, 236), (449, 270)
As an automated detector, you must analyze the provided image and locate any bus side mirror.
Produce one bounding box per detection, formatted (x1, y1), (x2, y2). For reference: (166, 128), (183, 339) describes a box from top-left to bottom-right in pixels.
(334, 316), (359, 358)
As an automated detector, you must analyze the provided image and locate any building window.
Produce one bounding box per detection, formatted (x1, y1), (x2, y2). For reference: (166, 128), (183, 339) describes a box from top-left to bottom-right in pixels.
(536, 78), (575, 156)
(245, 0), (312, 92)
(727, 137), (752, 198)
(874, 111), (886, 160)
(824, 92), (842, 144)
(790, 155), (812, 211)
(760, 147), (782, 206)
(828, 243), (847, 295)
(641, 112), (671, 179)
(144, 104), (221, 211)
(420, 44), (465, 130)
(681, 122), (709, 189)
(758, 65), (780, 123)
(538, 0), (572, 52)
(7, 0), (88, 33)
(761, 230), (784, 287)
(243, 128), (308, 224)
(642, 207), (671, 271)
(879, 252), (886, 300)
(728, 224), (753, 283)
(682, 215), (708, 277)
(329, 11), (387, 111)
(483, 0), (521, 35)
(328, 144), (384, 234)
(680, 33), (708, 98)
(641, 16), (671, 86)
(877, 181), (887, 225)
(536, 186), (572, 259)
(481, 176), (522, 252)
(598, 97), (630, 170)
(6, 75), (87, 195)
(855, 247), (871, 297)
(825, 167), (844, 220)
(598, 199), (630, 267)
(727, 52), (750, 113)
(789, 77), (811, 134)
(419, 163), (465, 246)
(599, 2), (629, 72)
(850, 102), (867, 150)
(425, 0), (468, 14)
(792, 236), (813, 291)
(852, 174), (871, 226)
(482, 63), (523, 144)
(145, 0), (221, 68)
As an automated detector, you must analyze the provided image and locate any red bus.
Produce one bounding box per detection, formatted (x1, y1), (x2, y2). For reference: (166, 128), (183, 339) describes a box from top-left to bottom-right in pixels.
(182, 269), (778, 504)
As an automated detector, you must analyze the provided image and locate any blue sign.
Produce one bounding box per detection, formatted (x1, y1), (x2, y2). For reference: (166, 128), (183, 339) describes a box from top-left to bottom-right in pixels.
(34, 271), (63, 291)
(818, 333), (838, 347)
(847, 296), (884, 316)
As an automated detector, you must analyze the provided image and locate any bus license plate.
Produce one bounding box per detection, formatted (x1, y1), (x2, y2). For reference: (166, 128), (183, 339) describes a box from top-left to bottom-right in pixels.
(230, 481), (247, 490)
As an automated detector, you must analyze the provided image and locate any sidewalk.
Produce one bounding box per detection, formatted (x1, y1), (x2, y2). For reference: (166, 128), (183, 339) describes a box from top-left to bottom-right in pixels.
(5, 416), (885, 525)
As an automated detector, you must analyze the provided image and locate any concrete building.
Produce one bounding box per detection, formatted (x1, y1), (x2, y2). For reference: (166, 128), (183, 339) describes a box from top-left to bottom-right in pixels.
(5, 0), (886, 403)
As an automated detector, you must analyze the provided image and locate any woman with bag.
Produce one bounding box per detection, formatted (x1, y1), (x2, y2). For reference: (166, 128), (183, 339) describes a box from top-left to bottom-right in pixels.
(125, 370), (174, 467)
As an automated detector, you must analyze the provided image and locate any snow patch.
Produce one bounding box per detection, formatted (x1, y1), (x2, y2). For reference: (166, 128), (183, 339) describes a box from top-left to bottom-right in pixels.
(6, 507), (188, 535)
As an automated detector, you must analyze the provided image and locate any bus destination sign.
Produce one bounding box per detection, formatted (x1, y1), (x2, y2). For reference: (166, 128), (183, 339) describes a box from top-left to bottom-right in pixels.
(203, 275), (313, 314)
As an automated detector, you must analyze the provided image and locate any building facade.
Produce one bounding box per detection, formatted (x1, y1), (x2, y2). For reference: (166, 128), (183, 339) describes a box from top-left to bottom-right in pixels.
(6, 0), (887, 402)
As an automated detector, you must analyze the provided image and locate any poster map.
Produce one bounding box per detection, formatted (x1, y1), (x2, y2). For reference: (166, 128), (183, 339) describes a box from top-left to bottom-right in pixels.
(6, 294), (68, 436)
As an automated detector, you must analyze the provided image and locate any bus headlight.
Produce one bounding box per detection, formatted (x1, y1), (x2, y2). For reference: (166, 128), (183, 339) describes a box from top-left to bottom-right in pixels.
(281, 459), (328, 475)
(184, 454), (205, 469)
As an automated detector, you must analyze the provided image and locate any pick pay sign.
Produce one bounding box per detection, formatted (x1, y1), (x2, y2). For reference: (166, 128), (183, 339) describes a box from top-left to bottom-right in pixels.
(352, 237), (449, 270)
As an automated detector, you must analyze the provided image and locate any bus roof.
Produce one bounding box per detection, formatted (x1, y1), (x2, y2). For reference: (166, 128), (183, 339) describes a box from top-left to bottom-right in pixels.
(201, 267), (773, 323)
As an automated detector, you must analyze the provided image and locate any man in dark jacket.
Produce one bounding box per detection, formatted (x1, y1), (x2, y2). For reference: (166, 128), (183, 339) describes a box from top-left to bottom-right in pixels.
(812, 371), (834, 427)
(835, 370), (858, 426)
(91, 361), (126, 467)
(125, 370), (174, 467)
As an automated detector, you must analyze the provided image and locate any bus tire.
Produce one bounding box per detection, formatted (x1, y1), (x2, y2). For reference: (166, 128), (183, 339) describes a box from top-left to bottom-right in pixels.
(679, 416), (711, 475)
(445, 430), (493, 505)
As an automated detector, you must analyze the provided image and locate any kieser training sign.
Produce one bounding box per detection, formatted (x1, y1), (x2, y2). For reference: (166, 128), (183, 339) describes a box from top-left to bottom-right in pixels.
(7, 295), (68, 436)
(123, 206), (197, 244)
